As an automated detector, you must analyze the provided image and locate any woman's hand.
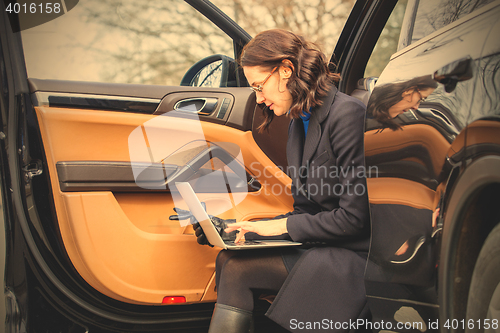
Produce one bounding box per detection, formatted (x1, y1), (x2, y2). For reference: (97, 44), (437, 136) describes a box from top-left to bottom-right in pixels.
(224, 218), (288, 243)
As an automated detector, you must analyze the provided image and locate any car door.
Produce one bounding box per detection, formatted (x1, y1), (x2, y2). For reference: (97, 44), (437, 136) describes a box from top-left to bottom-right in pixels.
(0, 0), (293, 331)
(360, 0), (500, 330)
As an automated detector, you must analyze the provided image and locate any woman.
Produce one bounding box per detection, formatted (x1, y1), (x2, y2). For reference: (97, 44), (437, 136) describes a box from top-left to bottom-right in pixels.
(367, 75), (438, 130)
(201, 29), (370, 333)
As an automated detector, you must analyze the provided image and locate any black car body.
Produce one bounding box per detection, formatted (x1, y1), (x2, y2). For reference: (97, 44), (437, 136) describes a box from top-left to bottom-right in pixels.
(1, 0), (499, 332)
(360, 1), (500, 331)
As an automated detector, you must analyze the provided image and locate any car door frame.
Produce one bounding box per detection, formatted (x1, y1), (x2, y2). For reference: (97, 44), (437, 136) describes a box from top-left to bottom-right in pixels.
(0, 0), (264, 330)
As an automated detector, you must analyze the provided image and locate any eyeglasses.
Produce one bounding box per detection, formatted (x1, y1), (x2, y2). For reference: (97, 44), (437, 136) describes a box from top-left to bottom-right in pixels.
(250, 67), (277, 93)
(415, 89), (427, 104)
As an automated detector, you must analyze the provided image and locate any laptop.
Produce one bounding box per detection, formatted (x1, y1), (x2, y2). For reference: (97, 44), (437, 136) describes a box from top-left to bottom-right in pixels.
(175, 182), (302, 250)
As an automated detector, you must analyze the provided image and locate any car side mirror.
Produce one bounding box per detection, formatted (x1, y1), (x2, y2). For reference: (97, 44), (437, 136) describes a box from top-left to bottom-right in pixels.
(181, 54), (236, 88)
(433, 56), (473, 93)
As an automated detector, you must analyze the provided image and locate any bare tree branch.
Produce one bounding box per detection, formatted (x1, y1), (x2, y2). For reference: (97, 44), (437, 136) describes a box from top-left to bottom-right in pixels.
(77, 0), (355, 85)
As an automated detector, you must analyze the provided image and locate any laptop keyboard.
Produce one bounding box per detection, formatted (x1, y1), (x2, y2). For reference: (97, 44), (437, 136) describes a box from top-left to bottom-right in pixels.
(225, 240), (262, 246)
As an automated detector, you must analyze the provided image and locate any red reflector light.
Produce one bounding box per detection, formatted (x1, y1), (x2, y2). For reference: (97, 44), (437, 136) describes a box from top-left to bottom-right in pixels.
(162, 296), (186, 304)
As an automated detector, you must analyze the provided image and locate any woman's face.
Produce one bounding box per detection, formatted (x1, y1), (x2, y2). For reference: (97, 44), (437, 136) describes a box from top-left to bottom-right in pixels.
(388, 87), (435, 118)
(243, 65), (293, 117)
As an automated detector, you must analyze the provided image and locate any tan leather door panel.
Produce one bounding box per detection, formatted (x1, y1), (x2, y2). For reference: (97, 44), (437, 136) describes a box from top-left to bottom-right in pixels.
(36, 105), (293, 305)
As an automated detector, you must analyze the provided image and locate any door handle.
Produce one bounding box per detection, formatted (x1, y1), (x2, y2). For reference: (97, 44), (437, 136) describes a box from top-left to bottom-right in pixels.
(173, 98), (218, 115)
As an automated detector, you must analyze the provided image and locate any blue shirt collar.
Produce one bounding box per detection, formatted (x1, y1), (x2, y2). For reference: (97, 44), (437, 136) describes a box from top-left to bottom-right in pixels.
(299, 110), (311, 137)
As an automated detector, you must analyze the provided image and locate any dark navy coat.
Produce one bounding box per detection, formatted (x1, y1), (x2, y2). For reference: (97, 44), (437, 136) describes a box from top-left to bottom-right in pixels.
(265, 86), (371, 332)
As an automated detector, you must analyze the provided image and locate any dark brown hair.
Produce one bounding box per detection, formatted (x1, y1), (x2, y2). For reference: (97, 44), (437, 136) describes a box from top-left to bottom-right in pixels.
(367, 75), (438, 130)
(239, 29), (340, 132)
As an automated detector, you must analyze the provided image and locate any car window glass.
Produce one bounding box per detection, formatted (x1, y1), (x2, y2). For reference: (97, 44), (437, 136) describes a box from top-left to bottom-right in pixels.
(20, 0), (234, 86)
(210, 0), (356, 59)
(411, 0), (495, 43)
(364, 0), (408, 78)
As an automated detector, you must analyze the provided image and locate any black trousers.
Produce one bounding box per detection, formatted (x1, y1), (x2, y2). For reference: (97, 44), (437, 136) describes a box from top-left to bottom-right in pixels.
(215, 248), (306, 311)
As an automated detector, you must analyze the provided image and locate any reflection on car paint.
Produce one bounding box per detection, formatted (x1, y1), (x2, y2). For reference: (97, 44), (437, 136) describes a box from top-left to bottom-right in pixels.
(363, 3), (500, 326)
